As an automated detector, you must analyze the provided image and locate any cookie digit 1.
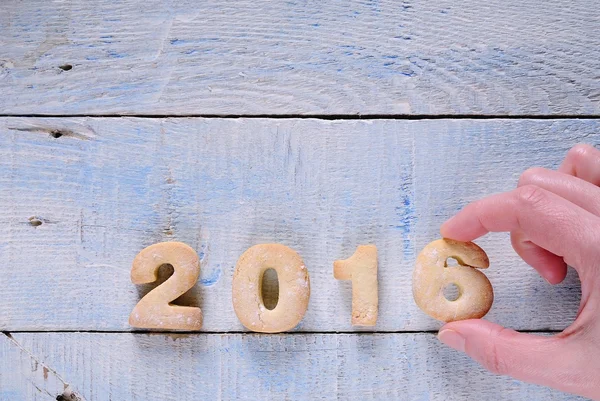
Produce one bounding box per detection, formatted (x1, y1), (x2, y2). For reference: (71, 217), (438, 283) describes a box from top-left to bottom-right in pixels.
(232, 244), (310, 333)
(412, 239), (493, 322)
(334, 245), (378, 326)
(129, 242), (203, 330)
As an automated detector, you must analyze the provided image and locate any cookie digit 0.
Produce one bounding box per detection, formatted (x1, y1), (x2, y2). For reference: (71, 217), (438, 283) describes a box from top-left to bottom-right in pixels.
(334, 245), (378, 326)
(412, 239), (493, 322)
(232, 244), (310, 333)
(129, 242), (203, 330)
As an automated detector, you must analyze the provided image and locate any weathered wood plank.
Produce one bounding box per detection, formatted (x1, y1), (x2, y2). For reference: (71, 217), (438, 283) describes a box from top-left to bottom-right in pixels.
(1, 118), (596, 331)
(0, 333), (83, 401)
(4, 332), (583, 401)
(1, 1), (598, 115)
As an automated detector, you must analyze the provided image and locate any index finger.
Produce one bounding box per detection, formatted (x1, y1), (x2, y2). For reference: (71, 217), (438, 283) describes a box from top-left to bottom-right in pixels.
(440, 185), (600, 270)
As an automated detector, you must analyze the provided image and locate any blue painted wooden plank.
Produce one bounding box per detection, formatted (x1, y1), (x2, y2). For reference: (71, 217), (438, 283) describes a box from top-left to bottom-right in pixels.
(0, 1), (598, 115)
(1, 118), (597, 331)
(4, 332), (585, 401)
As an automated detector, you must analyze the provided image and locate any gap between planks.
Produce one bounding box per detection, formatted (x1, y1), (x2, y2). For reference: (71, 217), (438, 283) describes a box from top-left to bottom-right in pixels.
(2, 330), (563, 335)
(0, 114), (599, 120)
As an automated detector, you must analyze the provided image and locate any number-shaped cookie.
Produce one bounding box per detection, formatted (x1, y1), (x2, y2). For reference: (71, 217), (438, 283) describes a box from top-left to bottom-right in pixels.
(129, 242), (203, 330)
(232, 244), (310, 333)
(412, 239), (493, 322)
(334, 245), (378, 326)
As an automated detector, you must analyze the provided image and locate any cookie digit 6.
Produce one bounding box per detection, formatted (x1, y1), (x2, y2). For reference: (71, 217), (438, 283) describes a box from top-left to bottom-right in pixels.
(129, 242), (203, 330)
(412, 239), (493, 322)
(232, 244), (310, 333)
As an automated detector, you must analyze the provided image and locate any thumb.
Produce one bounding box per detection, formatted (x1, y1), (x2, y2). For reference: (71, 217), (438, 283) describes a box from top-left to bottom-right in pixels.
(438, 320), (586, 394)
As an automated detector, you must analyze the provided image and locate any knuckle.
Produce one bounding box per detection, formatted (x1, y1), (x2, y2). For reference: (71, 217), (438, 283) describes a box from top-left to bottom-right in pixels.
(483, 348), (509, 376)
(516, 185), (547, 208)
(479, 328), (512, 376)
(510, 230), (526, 249)
(567, 143), (593, 163)
(517, 167), (546, 187)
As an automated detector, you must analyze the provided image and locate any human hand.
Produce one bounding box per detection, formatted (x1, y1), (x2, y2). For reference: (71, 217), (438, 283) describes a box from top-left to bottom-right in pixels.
(437, 144), (600, 400)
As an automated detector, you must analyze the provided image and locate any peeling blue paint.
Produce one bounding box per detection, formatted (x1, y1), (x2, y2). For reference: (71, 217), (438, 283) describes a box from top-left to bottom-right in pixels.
(396, 177), (416, 258)
(170, 38), (220, 45)
(200, 264), (222, 286)
(107, 50), (127, 58)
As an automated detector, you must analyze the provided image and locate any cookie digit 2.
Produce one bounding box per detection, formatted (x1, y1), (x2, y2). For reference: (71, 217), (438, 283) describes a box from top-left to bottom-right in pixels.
(129, 242), (203, 330)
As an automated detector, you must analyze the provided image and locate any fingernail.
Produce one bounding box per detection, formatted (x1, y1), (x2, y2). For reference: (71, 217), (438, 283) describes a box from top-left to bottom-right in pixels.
(438, 329), (466, 352)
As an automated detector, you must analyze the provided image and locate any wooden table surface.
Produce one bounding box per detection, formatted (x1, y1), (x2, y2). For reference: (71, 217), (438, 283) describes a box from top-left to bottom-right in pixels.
(1, 1), (598, 400)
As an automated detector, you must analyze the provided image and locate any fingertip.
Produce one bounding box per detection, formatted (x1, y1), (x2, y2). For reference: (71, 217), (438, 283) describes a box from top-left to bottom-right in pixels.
(437, 328), (466, 352)
(544, 265), (568, 285)
(439, 217), (455, 238)
(440, 319), (496, 334)
(559, 143), (600, 185)
(518, 167), (549, 188)
(440, 214), (475, 242)
(510, 231), (568, 285)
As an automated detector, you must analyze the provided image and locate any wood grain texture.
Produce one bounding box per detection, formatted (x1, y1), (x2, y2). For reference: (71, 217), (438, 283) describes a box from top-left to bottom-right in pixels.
(1, 0), (599, 115)
(1, 117), (597, 332)
(2, 332), (584, 401)
(0, 333), (83, 401)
